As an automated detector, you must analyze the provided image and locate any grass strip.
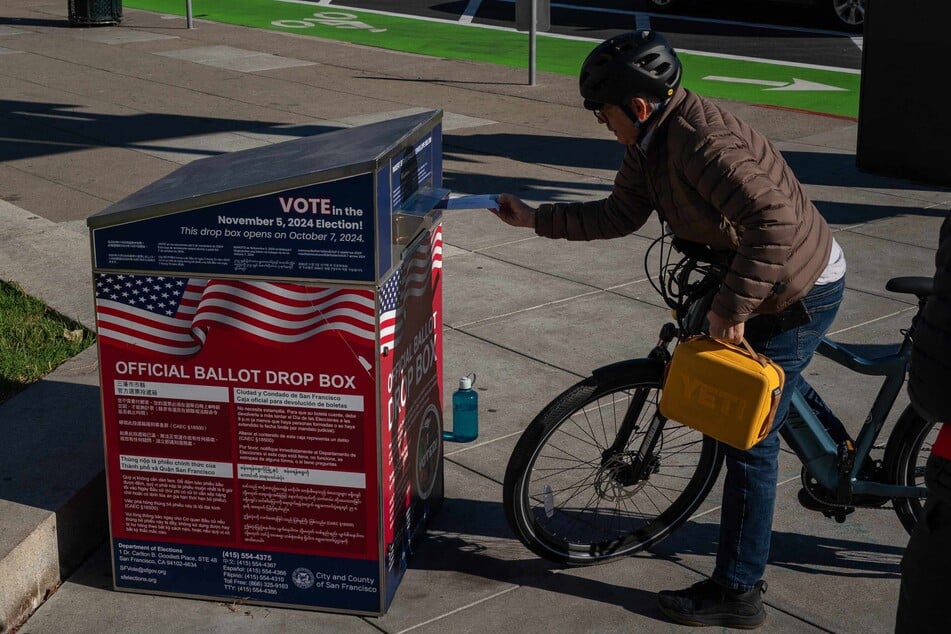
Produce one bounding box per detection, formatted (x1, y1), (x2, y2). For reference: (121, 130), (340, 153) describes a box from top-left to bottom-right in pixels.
(0, 280), (95, 404)
(124, 0), (859, 118)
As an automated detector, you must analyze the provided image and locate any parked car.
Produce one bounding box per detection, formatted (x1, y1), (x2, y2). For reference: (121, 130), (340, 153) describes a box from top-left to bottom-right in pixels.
(644, 0), (866, 33)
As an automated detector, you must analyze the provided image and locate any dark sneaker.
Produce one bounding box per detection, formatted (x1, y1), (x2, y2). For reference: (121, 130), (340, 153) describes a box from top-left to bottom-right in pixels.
(658, 578), (767, 629)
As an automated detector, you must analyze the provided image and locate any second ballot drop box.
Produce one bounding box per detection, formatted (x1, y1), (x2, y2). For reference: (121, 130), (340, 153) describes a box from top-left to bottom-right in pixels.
(86, 111), (446, 615)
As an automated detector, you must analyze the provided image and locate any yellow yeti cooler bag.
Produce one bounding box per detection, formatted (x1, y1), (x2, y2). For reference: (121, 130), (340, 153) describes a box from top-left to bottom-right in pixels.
(659, 336), (785, 451)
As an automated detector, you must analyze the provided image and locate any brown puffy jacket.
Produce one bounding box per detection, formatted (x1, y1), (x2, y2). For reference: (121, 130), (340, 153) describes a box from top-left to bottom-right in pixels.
(534, 87), (833, 323)
(908, 214), (951, 423)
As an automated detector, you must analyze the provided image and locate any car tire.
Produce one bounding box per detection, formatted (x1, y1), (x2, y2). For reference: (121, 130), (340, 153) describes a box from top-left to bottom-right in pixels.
(645, 0), (687, 13)
(825, 0), (865, 33)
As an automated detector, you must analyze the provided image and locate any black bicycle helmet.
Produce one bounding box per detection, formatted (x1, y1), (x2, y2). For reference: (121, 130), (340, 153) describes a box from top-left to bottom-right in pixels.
(579, 30), (682, 110)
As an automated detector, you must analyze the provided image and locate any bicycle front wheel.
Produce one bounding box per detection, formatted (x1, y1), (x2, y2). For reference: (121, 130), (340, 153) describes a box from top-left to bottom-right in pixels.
(502, 362), (724, 566)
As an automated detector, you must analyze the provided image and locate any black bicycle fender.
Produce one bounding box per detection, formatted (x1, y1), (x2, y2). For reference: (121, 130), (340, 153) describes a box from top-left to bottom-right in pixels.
(591, 357), (665, 381)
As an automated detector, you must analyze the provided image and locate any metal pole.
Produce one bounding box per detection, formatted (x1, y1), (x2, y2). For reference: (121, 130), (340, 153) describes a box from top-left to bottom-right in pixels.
(529, 0), (536, 86)
(186, 0), (194, 29)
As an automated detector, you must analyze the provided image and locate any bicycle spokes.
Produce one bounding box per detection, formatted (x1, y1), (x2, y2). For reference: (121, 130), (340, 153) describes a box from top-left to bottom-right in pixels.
(525, 385), (710, 547)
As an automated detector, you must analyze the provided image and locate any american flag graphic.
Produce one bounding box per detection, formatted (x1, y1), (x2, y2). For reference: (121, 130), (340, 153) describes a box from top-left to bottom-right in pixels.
(95, 274), (376, 356)
(378, 269), (401, 354)
(379, 226), (442, 354)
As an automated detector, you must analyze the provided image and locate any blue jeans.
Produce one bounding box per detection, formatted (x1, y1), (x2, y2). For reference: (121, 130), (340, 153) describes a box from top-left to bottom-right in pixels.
(711, 276), (845, 592)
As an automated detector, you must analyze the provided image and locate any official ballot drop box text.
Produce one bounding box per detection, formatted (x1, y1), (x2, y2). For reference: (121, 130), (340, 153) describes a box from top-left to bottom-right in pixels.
(86, 111), (446, 615)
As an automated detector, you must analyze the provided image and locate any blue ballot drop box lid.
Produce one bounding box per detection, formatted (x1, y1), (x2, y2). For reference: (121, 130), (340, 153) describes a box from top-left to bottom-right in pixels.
(87, 110), (443, 228)
(86, 109), (445, 283)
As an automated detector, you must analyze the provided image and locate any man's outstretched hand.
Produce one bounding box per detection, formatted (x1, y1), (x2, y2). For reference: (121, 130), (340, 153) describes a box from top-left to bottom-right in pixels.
(490, 193), (536, 228)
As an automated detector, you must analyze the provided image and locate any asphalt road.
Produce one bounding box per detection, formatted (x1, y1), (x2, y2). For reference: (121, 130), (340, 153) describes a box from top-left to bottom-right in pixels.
(325, 0), (864, 70)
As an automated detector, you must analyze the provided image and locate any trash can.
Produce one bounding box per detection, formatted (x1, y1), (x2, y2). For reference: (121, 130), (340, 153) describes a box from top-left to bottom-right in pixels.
(86, 110), (447, 616)
(68, 0), (122, 27)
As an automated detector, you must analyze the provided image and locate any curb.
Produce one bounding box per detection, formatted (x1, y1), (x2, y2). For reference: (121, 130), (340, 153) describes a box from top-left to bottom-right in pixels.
(0, 203), (106, 632)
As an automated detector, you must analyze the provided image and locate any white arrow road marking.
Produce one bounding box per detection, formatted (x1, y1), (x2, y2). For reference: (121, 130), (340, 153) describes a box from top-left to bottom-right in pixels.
(703, 75), (847, 91)
(705, 75), (786, 87)
(767, 77), (847, 91)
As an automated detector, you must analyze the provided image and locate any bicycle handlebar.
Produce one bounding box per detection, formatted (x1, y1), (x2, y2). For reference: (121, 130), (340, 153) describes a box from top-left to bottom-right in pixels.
(670, 237), (734, 269)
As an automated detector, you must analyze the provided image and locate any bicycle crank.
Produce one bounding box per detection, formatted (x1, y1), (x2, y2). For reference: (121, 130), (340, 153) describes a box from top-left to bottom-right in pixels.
(799, 466), (892, 522)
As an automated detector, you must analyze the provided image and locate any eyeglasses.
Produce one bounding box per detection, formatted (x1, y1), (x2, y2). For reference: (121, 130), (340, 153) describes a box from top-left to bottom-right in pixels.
(593, 108), (607, 123)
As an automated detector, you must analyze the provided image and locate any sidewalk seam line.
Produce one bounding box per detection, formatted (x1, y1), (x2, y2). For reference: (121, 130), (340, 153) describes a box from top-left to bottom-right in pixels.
(395, 585), (520, 633)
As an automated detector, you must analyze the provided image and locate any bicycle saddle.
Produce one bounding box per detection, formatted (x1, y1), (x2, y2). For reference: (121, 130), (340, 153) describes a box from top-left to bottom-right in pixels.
(886, 276), (933, 297)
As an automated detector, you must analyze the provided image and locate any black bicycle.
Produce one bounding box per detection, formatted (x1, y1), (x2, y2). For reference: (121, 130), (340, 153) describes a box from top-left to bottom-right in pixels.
(502, 234), (936, 566)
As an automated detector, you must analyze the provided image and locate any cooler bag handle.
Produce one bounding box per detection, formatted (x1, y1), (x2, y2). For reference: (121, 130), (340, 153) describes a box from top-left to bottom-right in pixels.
(714, 336), (770, 369)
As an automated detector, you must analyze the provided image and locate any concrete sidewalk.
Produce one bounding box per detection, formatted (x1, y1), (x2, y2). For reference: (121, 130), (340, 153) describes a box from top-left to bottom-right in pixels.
(1, 1), (949, 632)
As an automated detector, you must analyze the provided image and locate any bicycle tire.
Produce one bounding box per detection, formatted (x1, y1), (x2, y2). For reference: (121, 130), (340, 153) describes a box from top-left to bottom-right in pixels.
(502, 362), (724, 566)
(882, 404), (938, 534)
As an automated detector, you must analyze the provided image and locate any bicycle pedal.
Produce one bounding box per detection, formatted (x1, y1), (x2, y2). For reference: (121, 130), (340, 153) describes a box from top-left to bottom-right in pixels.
(822, 507), (855, 523)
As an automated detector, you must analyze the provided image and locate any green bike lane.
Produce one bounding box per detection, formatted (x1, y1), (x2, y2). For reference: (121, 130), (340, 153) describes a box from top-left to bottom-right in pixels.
(126, 0), (860, 119)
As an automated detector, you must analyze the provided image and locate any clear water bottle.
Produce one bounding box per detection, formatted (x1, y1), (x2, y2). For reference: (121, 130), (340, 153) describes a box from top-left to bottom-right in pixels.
(445, 373), (478, 442)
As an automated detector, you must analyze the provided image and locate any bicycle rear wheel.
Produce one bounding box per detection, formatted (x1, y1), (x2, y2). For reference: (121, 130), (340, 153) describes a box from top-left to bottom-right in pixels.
(502, 362), (723, 566)
(883, 404), (939, 534)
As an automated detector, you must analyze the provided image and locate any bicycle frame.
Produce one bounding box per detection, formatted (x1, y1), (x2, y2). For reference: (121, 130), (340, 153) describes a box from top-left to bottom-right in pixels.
(645, 240), (929, 504)
(782, 334), (927, 499)
(502, 243), (935, 565)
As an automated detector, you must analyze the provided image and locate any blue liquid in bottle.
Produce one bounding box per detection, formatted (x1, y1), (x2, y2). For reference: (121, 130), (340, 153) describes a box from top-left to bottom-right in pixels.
(445, 374), (478, 442)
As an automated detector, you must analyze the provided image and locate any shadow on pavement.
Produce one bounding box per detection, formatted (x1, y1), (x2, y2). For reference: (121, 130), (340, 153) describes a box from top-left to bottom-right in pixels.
(410, 532), (668, 622)
(444, 130), (949, 224)
(420, 496), (903, 578)
(361, 75), (530, 87)
(785, 149), (951, 192)
(654, 518), (902, 580)
(0, 99), (339, 162)
(0, 16), (70, 28)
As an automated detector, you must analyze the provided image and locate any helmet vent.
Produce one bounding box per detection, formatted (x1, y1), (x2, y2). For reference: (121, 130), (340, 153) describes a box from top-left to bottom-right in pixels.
(578, 31), (682, 102)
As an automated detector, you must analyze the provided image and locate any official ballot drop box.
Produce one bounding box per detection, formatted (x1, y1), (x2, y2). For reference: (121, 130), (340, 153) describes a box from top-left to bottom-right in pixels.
(86, 110), (446, 615)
